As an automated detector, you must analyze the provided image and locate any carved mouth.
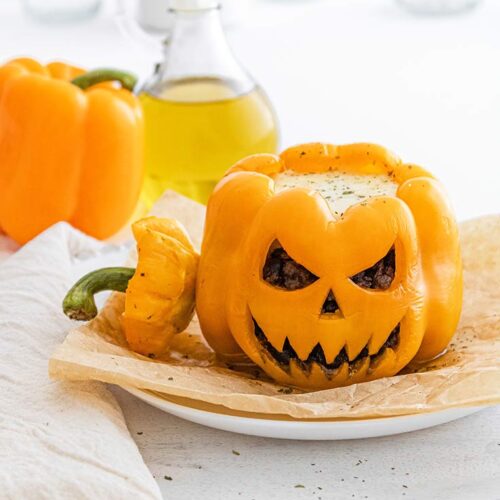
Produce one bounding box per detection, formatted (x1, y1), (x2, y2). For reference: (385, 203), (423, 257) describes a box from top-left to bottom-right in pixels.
(253, 319), (400, 374)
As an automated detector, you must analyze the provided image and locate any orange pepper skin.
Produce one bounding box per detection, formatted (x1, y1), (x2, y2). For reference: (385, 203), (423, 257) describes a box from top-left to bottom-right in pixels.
(397, 178), (463, 361)
(0, 58), (143, 244)
(122, 217), (199, 357)
(197, 143), (463, 389)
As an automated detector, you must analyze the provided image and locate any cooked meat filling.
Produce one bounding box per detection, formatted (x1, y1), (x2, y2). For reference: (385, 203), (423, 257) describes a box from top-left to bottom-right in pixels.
(254, 321), (400, 372)
(351, 247), (395, 290)
(263, 244), (318, 290)
(264, 244), (395, 292)
(321, 290), (339, 314)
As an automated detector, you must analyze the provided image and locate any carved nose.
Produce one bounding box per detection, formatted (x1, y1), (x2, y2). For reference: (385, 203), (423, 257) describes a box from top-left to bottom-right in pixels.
(321, 290), (339, 314)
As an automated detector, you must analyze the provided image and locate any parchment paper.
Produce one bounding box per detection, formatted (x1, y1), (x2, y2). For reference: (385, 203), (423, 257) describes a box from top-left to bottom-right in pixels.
(49, 191), (500, 419)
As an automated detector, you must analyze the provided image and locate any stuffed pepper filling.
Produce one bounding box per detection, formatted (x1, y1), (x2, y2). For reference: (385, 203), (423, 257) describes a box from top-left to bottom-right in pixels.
(273, 170), (399, 219)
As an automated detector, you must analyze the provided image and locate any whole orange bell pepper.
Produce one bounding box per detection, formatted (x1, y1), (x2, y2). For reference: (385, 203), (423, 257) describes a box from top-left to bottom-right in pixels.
(0, 57), (143, 244)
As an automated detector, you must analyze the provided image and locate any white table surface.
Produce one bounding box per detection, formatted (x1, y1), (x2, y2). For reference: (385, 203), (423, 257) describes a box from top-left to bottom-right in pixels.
(1, 0), (499, 498)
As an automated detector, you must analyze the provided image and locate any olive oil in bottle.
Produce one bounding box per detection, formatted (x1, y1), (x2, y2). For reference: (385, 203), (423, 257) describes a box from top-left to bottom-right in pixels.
(140, 78), (278, 205)
(139, 0), (279, 206)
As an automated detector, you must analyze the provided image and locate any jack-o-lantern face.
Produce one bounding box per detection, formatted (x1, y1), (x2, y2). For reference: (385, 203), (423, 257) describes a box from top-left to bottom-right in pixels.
(196, 143), (463, 389)
(227, 190), (425, 388)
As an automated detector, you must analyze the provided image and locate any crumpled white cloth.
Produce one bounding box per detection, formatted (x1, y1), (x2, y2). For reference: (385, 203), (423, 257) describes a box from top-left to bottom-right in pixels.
(0, 223), (161, 500)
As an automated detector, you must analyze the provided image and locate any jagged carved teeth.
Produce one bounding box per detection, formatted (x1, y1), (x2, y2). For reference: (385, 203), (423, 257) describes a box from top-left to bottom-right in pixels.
(253, 319), (400, 374)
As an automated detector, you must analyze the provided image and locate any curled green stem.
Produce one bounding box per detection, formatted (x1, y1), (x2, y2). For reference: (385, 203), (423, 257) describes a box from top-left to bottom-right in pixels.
(71, 68), (138, 92)
(63, 267), (135, 321)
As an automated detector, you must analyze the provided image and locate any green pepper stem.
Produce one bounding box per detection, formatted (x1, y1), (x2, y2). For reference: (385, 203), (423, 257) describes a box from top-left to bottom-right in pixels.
(63, 267), (135, 321)
(71, 69), (138, 92)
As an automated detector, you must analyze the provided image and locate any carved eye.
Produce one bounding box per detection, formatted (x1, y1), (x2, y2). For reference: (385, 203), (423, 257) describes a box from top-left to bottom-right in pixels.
(263, 240), (318, 290)
(350, 246), (396, 290)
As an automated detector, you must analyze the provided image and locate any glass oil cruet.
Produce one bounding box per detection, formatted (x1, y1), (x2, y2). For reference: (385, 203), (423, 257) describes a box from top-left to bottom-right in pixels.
(137, 0), (280, 206)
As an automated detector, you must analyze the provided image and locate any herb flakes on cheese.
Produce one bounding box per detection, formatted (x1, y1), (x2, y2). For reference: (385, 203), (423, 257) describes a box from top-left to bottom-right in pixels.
(273, 170), (398, 219)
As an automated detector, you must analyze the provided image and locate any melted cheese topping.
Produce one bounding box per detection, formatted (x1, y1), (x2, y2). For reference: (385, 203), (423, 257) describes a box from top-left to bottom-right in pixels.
(273, 171), (399, 218)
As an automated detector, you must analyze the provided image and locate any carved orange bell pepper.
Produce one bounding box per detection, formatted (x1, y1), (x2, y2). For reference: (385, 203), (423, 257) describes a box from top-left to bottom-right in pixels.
(197, 143), (463, 389)
(0, 57), (143, 244)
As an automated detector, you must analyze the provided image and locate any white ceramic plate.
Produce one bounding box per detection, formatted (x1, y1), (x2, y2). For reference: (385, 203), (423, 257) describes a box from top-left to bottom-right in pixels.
(123, 386), (483, 440)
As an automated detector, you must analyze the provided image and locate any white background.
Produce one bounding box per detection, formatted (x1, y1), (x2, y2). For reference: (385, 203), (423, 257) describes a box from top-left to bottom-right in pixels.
(0, 0), (499, 498)
(1, 0), (499, 220)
